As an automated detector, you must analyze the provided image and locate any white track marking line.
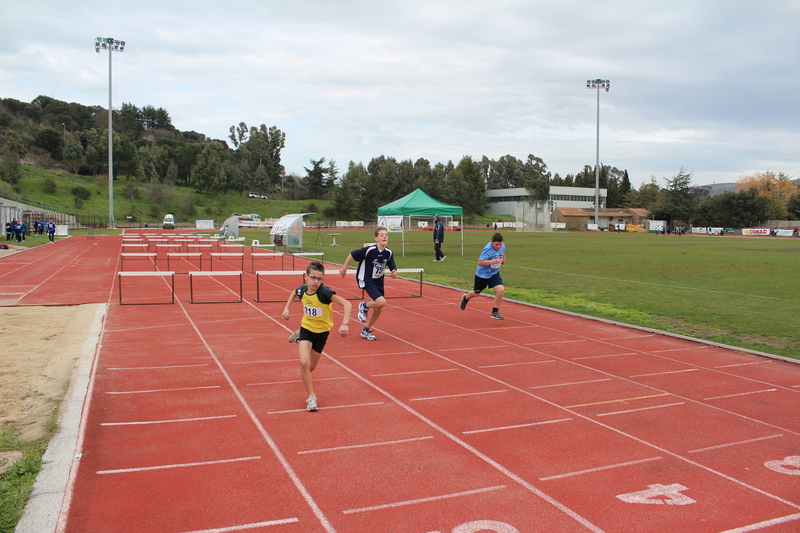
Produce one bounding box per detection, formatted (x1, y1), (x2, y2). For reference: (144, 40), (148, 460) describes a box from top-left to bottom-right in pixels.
(628, 368), (699, 378)
(101, 414), (236, 426)
(479, 360), (555, 369)
(107, 363), (208, 370)
(267, 401), (384, 415)
(717, 512), (800, 533)
(247, 377), (347, 386)
(106, 385), (221, 395)
(342, 485), (507, 515)
(410, 390), (508, 402)
(715, 361), (773, 369)
(464, 418), (573, 435)
(530, 378), (612, 389)
(180, 518), (300, 533)
(371, 368), (459, 377)
(298, 436), (435, 455)
(339, 350), (421, 358)
(97, 455), (261, 475)
(539, 457), (663, 481)
(688, 434), (784, 454)
(596, 402), (685, 417)
(704, 389), (777, 401)
(572, 353), (634, 360)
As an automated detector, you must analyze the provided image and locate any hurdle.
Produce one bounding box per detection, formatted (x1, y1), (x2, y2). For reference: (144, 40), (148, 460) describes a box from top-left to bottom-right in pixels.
(187, 244), (213, 254)
(154, 243), (184, 255)
(219, 243), (245, 252)
(209, 253), (245, 272)
(120, 253), (157, 271)
(189, 271), (243, 303)
(122, 243), (149, 253)
(250, 252), (285, 272)
(118, 271), (175, 304)
(289, 252), (324, 270)
(167, 253), (204, 272)
(254, 270), (306, 302)
(251, 239), (275, 250)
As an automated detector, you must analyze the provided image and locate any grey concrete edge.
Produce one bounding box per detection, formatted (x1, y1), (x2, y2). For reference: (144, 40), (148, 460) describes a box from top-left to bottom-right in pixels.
(15, 303), (106, 533)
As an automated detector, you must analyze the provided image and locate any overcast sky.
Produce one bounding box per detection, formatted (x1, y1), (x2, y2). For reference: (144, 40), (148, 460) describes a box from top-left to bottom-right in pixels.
(1, 0), (798, 188)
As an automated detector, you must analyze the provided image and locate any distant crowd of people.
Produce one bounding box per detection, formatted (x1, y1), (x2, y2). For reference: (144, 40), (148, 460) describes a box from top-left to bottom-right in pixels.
(4, 219), (57, 243)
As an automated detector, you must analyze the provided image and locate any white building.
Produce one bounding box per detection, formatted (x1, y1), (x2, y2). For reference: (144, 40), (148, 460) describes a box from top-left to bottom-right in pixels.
(484, 186), (607, 230)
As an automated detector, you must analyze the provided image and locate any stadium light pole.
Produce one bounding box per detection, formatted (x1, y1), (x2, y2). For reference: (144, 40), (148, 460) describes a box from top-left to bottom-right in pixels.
(586, 78), (609, 227)
(95, 37), (125, 228)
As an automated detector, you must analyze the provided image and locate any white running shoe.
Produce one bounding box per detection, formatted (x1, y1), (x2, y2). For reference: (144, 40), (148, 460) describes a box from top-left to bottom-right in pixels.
(358, 301), (369, 323)
(287, 329), (300, 343)
(306, 395), (318, 411)
(361, 327), (377, 341)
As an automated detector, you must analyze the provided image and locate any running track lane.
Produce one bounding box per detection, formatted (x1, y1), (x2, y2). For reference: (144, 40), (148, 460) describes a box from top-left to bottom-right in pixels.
(5, 234), (800, 532)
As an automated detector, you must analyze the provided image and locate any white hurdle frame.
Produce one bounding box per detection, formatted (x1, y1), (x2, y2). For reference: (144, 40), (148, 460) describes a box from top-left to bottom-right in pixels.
(188, 271), (243, 304)
(250, 252), (285, 273)
(209, 253), (245, 272)
(254, 270), (307, 302)
(120, 253), (157, 271)
(118, 271), (175, 305)
(166, 252), (204, 272)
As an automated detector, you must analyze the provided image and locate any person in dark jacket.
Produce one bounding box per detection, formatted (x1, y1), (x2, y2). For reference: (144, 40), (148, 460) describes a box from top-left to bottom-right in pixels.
(432, 214), (445, 262)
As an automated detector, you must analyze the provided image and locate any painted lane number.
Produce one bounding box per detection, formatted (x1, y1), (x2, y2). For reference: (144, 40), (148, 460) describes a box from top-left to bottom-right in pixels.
(425, 520), (519, 533)
(616, 483), (695, 505)
(765, 456), (800, 475)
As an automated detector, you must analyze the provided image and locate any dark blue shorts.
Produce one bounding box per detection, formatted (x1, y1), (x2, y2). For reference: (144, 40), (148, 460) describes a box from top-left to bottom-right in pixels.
(299, 328), (330, 353)
(363, 283), (385, 301)
(473, 272), (503, 293)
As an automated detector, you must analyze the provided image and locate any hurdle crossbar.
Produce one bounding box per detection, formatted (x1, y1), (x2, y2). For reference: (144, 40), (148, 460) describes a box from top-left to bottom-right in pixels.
(290, 252), (324, 270)
(118, 271), (175, 304)
(250, 252), (285, 272)
(167, 253), (204, 272)
(188, 271), (243, 303)
(120, 252), (157, 271)
(254, 270), (307, 302)
(210, 252), (245, 272)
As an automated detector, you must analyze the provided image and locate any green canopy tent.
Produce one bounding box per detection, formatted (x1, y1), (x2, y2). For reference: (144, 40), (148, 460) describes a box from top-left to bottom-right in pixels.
(377, 189), (463, 256)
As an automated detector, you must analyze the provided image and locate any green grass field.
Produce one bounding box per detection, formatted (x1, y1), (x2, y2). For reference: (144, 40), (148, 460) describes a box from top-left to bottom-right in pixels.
(245, 228), (800, 360)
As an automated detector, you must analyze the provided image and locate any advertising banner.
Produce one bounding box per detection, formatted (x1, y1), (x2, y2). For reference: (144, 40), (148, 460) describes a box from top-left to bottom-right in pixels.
(378, 215), (403, 233)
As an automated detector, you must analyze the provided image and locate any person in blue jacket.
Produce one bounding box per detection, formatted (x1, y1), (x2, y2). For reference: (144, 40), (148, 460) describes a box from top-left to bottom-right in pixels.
(432, 214), (445, 262)
(459, 232), (506, 320)
(46, 219), (56, 243)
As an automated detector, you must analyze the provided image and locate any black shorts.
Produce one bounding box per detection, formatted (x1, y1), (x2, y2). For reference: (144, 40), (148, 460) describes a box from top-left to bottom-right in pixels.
(299, 328), (330, 353)
(473, 272), (503, 294)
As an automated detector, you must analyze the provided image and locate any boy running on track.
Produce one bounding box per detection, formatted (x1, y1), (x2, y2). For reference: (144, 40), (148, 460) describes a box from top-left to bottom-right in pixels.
(338, 226), (397, 341)
(282, 261), (352, 411)
(459, 232), (506, 320)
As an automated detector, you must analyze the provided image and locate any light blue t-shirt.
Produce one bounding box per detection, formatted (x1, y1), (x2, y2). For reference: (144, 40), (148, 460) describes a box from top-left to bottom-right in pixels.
(475, 241), (505, 279)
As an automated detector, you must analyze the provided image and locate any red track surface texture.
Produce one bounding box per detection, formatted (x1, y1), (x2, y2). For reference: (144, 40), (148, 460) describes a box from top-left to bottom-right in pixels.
(3, 234), (800, 533)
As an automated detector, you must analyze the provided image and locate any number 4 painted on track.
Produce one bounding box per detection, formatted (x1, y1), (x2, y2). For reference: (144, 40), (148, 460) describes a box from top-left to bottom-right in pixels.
(764, 456), (800, 475)
(616, 483), (696, 505)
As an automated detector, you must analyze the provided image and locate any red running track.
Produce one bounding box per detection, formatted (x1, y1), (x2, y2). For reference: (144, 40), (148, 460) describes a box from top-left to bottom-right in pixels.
(3, 233), (800, 533)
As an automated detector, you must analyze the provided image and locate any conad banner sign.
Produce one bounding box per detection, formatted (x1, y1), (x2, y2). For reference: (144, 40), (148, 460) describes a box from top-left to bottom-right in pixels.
(742, 228), (770, 236)
(378, 215), (403, 233)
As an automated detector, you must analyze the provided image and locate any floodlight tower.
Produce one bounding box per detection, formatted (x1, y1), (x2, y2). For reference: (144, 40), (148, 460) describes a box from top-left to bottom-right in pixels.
(95, 37), (125, 228)
(586, 78), (609, 227)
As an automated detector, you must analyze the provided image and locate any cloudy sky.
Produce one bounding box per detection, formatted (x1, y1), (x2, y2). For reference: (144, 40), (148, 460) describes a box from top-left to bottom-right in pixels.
(1, 0), (798, 188)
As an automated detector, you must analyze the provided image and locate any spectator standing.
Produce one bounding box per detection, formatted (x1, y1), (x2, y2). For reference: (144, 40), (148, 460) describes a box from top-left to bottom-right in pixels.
(432, 214), (445, 262)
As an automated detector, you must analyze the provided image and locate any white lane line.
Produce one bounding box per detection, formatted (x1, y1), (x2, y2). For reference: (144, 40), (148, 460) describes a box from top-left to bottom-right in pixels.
(464, 418), (573, 435)
(524, 340), (586, 345)
(298, 436), (435, 455)
(97, 455), (261, 475)
(339, 351), (421, 358)
(539, 457), (663, 481)
(101, 414), (236, 426)
(571, 353), (634, 361)
(228, 359), (296, 365)
(714, 361), (773, 369)
(342, 485), (507, 515)
(107, 363), (208, 370)
(106, 386), (221, 395)
(717, 512), (800, 533)
(410, 390), (509, 402)
(629, 368), (699, 378)
(180, 518), (300, 532)
(704, 389), (777, 401)
(371, 368), (459, 377)
(479, 360), (555, 369)
(267, 401), (384, 415)
(247, 377), (347, 386)
(530, 378), (612, 390)
(596, 402), (685, 417)
(688, 434), (784, 454)
(439, 346), (510, 352)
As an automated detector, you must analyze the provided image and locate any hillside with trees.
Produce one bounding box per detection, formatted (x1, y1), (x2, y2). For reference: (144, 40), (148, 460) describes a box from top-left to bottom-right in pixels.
(1, 94), (797, 226)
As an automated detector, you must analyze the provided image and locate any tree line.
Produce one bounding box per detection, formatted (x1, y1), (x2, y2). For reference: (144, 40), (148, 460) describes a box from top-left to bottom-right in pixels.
(1, 95), (797, 225)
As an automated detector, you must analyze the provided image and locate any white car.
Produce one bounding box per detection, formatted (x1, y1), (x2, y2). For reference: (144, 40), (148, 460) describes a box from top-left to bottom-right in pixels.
(248, 192), (268, 199)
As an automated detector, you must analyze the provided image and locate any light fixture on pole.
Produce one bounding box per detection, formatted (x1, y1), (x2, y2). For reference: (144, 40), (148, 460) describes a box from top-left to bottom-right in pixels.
(95, 37), (125, 228)
(586, 78), (609, 227)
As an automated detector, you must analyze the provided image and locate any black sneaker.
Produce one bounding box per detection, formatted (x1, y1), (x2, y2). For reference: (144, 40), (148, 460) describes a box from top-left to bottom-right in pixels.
(490, 311), (504, 320)
(460, 294), (468, 310)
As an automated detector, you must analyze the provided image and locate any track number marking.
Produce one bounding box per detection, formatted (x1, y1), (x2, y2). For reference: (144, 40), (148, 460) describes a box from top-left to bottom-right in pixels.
(765, 456), (800, 475)
(616, 483), (695, 505)
(425, 520), (518, 533)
